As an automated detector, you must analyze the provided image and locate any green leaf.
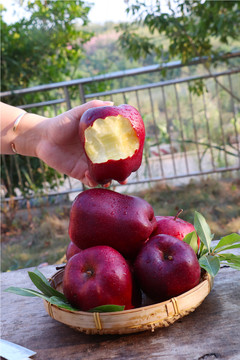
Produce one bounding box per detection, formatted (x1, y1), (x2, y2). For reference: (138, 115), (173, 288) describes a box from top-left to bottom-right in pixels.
(215, 244), (240, 253)
(225, 263), (240, 270)
(88, 305), (125, 313)
(49, 296), (79, 311)
(213, 233), (240, 253)
(4, 286), (50, 301)
(194, 211), (213, 252)
(218, 253), (240, 270)
(28, 270), (66, 300)
(199, 246), (209, 258)
(4, 287), (80, 311)
(183, 231), (198, 254)
(32, 268), (52, 286)
(199, 254), (220, 277)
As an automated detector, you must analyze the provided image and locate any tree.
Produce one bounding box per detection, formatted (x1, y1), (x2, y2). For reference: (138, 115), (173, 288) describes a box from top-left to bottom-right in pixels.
(1, 0), (93, 97)
(117, 0), (240, 98)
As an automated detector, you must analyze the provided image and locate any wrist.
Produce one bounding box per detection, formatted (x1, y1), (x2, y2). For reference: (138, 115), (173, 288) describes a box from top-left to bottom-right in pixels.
(12, 112), (48, 157)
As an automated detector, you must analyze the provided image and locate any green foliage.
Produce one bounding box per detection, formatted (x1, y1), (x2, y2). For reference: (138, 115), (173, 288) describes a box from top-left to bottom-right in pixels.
(1, 0), (93, 97)
(198, 254), (220, 277)
(194, 212), (240, 276)
(194, 211), (214, 253)
(182, 231), (198, 254)
(5, 268), (79, 311)
(1, 154), (64, 196)
(117, 1), (240, 63)
(117, 0), (240, 94)
(5, 268), (126, 313)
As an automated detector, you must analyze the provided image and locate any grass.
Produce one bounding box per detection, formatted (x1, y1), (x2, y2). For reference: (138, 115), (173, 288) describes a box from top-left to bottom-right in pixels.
(138, 177), (240, 237)
(1, 178), (240, 272)
(1, 205), (71, 272)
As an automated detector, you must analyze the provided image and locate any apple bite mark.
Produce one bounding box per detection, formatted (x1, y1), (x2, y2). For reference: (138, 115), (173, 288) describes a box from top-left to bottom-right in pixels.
(80, 104), (145, 184)
(84, 115), (140, 163)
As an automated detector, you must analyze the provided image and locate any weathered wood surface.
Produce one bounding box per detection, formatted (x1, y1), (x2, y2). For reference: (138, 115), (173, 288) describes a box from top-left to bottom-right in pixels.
(1, 262), (240, 360)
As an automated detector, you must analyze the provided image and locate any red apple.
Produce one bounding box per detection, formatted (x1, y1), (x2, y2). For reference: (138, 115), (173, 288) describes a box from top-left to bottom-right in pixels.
(79, 104), (145, 184)
(66, 241), (82, 261)
(134, 234), (201, 302)
(126, 259), (142, 308)
(68, 188), (157, 259)
(63, 246), (133, 311)
(151, 210), (200, 251)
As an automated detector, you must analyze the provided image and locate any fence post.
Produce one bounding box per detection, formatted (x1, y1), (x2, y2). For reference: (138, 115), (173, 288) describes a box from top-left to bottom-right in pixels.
(79, 84), (85, 104)
(64, 86), (71, 109)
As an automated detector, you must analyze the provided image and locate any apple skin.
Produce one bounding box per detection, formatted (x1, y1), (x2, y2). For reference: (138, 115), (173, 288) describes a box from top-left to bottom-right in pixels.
(134, 234), (201, 302)
(63, 245), (133, 311)
(68, 188), (157, 259)
(151, 215), (200, 250)
(66, 241), (82, 261)
(79, 104), (145, 184)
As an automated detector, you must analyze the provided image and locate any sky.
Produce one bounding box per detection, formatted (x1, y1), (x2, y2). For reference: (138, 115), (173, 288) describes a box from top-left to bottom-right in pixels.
(88, 0), (129, 24)
(1, 0), (130, 25)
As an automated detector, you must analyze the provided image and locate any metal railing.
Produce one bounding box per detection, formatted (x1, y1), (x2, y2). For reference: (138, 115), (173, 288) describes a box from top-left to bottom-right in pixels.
(1, 52), (240, 202)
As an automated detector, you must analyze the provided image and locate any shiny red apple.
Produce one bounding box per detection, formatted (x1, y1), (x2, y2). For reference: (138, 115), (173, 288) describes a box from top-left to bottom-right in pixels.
(151, 210), (200, 251)
(134, 234), (201, 302)
(68, 188), (157, 259)
(66, 241), (82, 261)
(63, 245), (133, 311)
(79, 104), (145, 184)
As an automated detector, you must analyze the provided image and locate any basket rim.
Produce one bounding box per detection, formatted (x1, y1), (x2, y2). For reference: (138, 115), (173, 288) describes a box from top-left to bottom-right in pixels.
(45, 269), (212, 316)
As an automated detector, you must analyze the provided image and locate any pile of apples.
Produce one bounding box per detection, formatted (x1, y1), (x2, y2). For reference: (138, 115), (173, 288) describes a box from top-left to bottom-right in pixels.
(62, 104), (201, 312)
(63, 188), (201, 311)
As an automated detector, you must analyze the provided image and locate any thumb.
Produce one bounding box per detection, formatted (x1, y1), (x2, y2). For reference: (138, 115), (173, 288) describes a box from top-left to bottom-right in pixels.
(69, 100), (114, 120)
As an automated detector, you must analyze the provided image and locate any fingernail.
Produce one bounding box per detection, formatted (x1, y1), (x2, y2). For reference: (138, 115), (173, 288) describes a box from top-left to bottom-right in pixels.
(103, 181), (111, 188)
(103, 101), (114, 106)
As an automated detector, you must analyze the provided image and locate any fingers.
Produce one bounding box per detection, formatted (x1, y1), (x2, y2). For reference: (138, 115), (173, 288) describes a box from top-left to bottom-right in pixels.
(103, 181), (112, 188)
(82, 171), (112, 188)
(81, 175), (127, 189)
(82, 170), (99, 188)
(82, 170), (128, 188)
(87, 100), (114, 108)
(70, 100), (114, 120)
(119, 179), (128, 185)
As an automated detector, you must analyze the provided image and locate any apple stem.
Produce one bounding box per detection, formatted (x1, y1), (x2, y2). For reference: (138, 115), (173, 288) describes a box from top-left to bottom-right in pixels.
(86, 270), (94, 277)
(174, 209), (183, 221)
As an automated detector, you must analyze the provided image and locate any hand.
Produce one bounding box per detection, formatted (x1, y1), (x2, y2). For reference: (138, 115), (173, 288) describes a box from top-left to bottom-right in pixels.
(36, 100), (113, 187)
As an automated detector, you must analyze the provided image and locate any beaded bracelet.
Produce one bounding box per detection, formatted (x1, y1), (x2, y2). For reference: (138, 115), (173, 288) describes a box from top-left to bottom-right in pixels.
(11, 111), (27, 153)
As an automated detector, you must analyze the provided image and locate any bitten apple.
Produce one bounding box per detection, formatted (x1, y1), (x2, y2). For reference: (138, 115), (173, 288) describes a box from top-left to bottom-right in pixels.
(151, 211), (200, 251)
(68, 188), (157, 259)
(134, 234), (201, 302)
(63, 246), (133, 311)
(66, 241), (82, 261)
(79, 104), (145, 184)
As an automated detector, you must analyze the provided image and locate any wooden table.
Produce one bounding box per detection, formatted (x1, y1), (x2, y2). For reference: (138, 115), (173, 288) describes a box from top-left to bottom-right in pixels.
(1, 262), (240, 360)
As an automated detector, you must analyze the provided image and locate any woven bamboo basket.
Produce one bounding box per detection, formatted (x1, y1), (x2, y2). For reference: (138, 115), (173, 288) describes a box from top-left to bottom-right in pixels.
(43, 269), (213, 335)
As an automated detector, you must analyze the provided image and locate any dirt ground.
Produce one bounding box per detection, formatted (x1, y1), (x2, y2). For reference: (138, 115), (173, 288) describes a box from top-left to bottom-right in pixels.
(1, 177), (240, 272)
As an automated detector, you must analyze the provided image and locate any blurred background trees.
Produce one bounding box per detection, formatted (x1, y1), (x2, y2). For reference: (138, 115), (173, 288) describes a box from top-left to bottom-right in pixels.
(1, 0), (239, 196)
(1, 0), (92, 98)
(118, 1), (240, 63)
(117, 0), (240, 96)
(2, 0), (239, 98)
